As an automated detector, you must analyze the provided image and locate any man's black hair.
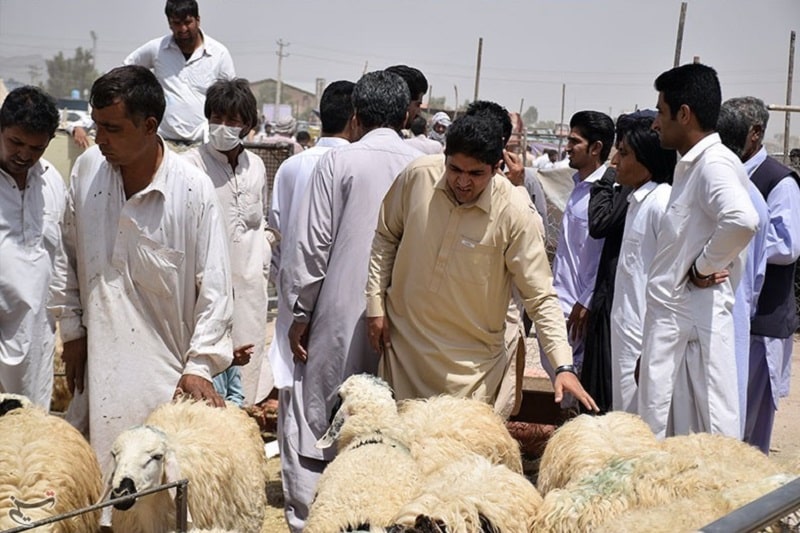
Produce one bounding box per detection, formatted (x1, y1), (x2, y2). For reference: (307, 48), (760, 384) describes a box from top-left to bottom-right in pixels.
(165, 0), (198, 19)
(570, 110), (615, 161)
(320, 80), (355, 135)
(409, 115), (427, 136)
(384, 65), (428, 101)
(465, 100), (512, 145)
(91, 65), (166, 124)
(0, 86), (60, 137)
(204, 78), (259, 134)
(352, 71), (409, 132)
(444, 114), (503, 166)
(622, 117), (676, 185)
(654, 63), (721, 132)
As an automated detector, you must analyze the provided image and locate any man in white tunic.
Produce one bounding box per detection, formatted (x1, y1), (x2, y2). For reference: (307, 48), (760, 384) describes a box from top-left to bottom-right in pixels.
(268, 80), (354, 391)
(638, 63), (759, 438)
(0, 86), (65, 409)
(183, 78), (271, 405)
(54, 65), (233, 466)
(123, 0), (235, 148)
(280, 71), (422, 532)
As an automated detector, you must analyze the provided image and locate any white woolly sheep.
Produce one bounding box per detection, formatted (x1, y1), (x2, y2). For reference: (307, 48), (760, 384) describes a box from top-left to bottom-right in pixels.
(389, 453), (542, 533)
(534, 430), (791, 532)
(0, 393), (103, 533)
(536, 411), (659, 494)
(397, 394), (523, 477)
(306, 374), (421, 533)
(107, 399), (269, 533)
(594, 473), (797, 532)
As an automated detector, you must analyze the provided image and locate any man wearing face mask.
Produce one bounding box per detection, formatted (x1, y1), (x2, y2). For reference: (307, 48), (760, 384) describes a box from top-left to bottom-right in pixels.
(183, 78), (273, 407)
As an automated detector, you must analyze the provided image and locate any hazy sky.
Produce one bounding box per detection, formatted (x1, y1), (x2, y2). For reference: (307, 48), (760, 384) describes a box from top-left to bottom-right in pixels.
(1, 0), (799, 141)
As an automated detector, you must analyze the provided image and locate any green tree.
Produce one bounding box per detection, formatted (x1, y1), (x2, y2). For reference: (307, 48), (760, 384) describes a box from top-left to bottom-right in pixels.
(522, 105), (538, 126)
(46, 47), (99, 99)
(427, 96), (446, 111)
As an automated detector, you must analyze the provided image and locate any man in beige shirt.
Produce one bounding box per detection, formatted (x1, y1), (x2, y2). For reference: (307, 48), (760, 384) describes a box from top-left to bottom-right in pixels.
(366, 113), (598, 413)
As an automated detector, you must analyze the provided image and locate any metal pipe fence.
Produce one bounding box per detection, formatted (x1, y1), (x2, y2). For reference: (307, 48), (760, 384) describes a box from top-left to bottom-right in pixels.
(699, 477), (800, 532)
(2, 479), (189, 533)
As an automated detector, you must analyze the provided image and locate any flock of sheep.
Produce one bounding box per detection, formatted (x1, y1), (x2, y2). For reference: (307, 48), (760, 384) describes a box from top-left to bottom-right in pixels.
(1, 373), (798, 533)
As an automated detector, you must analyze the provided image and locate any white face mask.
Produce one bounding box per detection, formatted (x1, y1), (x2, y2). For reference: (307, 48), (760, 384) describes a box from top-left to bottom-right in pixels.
(208, 123), (243, 152)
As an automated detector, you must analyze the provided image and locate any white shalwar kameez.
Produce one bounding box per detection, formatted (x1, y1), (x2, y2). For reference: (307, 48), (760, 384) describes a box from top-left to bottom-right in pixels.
(637, 134), (758, 438)
(54, 144), (233, 467)
(183, 144), (272, 404)
(0, 159), (66, 408)
(610, 181), (670, 413)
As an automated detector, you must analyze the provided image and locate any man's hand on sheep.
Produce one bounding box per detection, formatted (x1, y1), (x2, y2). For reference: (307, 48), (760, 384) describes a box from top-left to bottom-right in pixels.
(174, 375), (226, 408)
(554, 371), (599, 413)
(233, 344), (255, 367)
(62, 337), (88, 394)
(367, 316), (391, 355)
(289, 320), (310, 363)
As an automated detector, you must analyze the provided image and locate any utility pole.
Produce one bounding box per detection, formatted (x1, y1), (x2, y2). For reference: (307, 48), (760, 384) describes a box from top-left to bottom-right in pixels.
(784, 31), (795, 165)
(90, 30), (98, 68)
(558, 83), (566, 157)
(275, 39), (289, 118)
(473, 37), (483, 102)
(673, 2), (687, 67)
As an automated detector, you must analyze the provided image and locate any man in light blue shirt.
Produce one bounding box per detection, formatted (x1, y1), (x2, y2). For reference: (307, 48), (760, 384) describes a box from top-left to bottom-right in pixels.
(545, 110), (614, 387)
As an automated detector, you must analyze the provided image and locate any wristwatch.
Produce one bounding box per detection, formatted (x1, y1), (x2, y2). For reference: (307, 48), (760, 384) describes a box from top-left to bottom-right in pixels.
(555, 364), (576, 376)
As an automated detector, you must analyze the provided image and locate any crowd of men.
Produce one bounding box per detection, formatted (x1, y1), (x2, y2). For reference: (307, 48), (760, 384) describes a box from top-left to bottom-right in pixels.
(1, 0), (799, 531)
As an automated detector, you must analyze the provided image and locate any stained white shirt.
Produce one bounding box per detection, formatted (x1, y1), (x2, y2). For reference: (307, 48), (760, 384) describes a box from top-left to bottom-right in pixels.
(124, 32), (236, 143)
(53, 143), (233, 465)
(610, 181), (670, 412)
(267, 136), (348, 388)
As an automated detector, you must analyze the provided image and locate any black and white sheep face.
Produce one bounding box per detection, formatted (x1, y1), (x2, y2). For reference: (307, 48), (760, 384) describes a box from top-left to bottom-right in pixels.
(108, 426), (173, 510)
(0, 393), (33, 416)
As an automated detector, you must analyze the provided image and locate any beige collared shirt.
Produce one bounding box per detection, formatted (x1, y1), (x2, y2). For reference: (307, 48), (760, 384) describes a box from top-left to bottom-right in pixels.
(366, 154), (571, 403)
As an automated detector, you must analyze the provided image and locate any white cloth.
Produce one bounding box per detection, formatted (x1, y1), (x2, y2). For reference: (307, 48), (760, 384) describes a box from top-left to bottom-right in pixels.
(610, 181), (670, 413)
(267, 136), (349, 389)
(731, 182), (768, 437)
(637, 133), (759, 438)
(0, 159), (66, 408)
(53, 143), (233, 467)
(183, 144), (272, 404)
(124, 31), (236, 143)
(405, 134), (443, 155)
(533, 153), (555, 170)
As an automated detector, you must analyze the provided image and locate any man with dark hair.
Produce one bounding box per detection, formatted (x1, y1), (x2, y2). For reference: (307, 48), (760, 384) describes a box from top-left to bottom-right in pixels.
(55, 65), (234, 468)
(547, 110), (614, 391)
(366, 113), (598, 419)
(122, 0), (235, 149)
(184, 78), (272, 407)
(0, 86), (64, 409)
(385, 64), (428, 128)
(405, 114), (443, 154)
(638, 63), (759, 438)
(279, 71), (420, 532)
(718, 96), (800, 453)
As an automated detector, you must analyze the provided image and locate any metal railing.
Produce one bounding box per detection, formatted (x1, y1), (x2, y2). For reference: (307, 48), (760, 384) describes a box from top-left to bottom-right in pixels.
(2, 479), (189, 533)
(699, 477), (800, 532)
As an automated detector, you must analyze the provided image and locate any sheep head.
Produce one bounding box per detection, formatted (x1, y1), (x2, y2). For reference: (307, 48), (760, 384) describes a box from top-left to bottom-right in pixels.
(106, 425), (179, 510)
(316, 373), (400, 451)
(0, 393), (33, 416)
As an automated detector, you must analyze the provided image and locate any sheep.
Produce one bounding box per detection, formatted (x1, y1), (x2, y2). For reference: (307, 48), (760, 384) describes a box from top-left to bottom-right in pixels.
(536, 411), (659, 494)
(594, 473), (797, 533)
(534, 431), (792, 532)
(306, 374), (421, 533)
(107, 398), (269, 533)
(388, 453), (542, 533)
(0, 393), (103, 533)
(397, 394), (523, 476)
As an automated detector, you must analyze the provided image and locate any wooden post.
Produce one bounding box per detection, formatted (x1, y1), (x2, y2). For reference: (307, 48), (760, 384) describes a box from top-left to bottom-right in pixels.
(673, 2), (688, 67)
(474, 37), (483, 102)
(453, 85), (459, 118)
(784, 31), (795, 165)
(557, 83), (566, 157)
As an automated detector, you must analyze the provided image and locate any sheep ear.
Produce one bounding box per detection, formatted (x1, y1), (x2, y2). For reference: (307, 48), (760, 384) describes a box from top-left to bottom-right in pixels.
(165, 449), (181, 499)
(316, 408), (347, 449)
